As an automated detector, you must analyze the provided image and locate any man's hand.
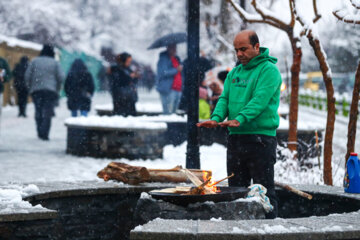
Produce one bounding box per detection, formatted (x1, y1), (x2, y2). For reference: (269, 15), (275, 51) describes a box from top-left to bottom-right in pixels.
(219, 119), (240, 128)
(196, 120), (218, 128)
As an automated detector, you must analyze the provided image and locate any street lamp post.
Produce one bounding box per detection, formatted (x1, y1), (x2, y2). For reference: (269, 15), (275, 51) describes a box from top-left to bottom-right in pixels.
(185, 0), (200, 169)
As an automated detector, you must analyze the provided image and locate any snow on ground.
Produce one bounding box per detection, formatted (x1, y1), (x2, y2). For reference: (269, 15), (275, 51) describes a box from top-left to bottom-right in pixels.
(0, 88), (357, 187)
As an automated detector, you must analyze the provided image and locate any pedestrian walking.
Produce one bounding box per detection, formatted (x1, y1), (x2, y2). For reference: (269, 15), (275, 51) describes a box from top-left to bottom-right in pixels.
(25, 44), (64, 140)
(64, 59), (95, 117)
(13, 56), (29, 117)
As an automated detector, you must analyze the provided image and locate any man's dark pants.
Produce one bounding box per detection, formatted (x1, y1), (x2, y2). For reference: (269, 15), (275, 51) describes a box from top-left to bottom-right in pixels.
(31, 90), (57, 140)
(227, 134), (278, 219)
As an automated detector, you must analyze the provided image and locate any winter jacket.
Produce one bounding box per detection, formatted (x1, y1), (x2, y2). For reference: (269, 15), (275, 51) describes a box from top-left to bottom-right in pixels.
(13, 59), (28, 92)
(25, 56), (64, 94)
(109, 64), (138, 102)
(0, 57), (12, 93)
(156, 51), (182, 94)
(64, 70), (95, 111)
(211, 47), (282, 136)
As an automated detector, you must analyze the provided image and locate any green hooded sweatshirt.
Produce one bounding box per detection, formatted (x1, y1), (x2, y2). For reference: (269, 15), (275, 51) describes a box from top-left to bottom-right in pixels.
(211, 47), (282, 136)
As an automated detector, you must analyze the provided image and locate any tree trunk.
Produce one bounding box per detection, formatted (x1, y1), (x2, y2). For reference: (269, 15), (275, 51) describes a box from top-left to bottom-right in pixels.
(307, 34), (335, 185)
(345, 62), (360, 165)
(288, 37), (302, 154)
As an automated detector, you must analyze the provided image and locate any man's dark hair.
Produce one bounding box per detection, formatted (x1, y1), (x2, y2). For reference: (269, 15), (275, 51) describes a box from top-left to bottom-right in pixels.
(249, 33), (259, 47)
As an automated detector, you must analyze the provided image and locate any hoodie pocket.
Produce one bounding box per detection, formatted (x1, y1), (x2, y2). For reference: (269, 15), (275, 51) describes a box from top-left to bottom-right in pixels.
(228, 101), (245, 120)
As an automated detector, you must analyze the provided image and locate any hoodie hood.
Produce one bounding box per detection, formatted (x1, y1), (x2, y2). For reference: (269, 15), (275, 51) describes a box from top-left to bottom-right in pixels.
(243, 47), (277, 70)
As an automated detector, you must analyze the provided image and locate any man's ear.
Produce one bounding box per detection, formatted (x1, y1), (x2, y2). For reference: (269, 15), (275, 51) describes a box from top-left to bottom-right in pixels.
(254, 43), (260, 51)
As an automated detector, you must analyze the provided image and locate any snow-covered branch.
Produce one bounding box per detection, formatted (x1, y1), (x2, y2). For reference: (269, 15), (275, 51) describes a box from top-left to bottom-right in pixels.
(350, 0), (360, 9)
(227, 0), (262, 22)
(333, 10), (360, 24)
(251, 0), (289, 29)
(333, 0), (360, 24)
(227, 0), (292, 31)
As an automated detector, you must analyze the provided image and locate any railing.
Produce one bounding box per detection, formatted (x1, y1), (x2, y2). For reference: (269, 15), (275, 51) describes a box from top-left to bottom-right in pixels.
(297, 89), (356, 117)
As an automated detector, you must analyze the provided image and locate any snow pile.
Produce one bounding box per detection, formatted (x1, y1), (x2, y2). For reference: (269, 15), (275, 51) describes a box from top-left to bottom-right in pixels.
(0, 184), (45, 214)
(0, 34), (42, 51)
(64, 116), (167, 129)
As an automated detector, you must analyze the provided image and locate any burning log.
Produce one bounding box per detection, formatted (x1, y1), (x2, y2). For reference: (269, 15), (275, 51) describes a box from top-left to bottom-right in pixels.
(180, 169), (216, 194)
(183, 178), (212, 195)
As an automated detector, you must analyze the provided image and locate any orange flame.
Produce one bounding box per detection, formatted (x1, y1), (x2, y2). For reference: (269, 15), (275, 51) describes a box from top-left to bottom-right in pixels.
(202, 171), (219, 193)
(280, 83), (286, 92)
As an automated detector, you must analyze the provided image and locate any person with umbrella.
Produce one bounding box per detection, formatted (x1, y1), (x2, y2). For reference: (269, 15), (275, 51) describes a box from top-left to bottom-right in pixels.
(148, 32), (186, 114)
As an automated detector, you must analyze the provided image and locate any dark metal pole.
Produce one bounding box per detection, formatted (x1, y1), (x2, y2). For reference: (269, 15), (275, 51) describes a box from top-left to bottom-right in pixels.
(186, 0), (200, 169)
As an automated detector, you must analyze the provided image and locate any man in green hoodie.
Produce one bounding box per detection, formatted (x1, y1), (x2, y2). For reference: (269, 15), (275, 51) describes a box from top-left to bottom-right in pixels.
(197, 30), (282, 219)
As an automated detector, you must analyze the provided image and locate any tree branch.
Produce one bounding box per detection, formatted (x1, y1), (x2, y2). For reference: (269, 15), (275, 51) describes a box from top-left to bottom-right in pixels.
(333, 10), (360, 24)
(350, 0), (360, 9)
(251, 0), (289, 30)
(290, 0), (304, 26)
(289, 0), (296, 27)
(312, 0), (322, 23)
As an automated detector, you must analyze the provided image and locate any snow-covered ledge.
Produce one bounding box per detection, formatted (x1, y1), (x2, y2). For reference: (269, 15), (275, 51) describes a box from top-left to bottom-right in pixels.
(131, 185), (360, 240)
(95, 102), (163, 116)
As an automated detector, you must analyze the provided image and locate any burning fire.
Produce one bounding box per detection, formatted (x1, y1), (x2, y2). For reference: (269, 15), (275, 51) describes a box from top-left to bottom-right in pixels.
(280, 82), (286, 92)
(202, 171), (219, 193)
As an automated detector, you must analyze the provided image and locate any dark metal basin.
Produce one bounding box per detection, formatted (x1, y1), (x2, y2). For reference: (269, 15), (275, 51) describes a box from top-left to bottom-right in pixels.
(149, 187), (249, 206)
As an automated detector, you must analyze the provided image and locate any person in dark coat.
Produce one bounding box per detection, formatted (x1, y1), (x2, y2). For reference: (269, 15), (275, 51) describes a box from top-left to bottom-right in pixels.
(25, 44), (64, 140)
(13, 56), (29, 117)
(64, 59), (95, 117)
(178, 56), (214, 112)
(109, 52), (139, 116)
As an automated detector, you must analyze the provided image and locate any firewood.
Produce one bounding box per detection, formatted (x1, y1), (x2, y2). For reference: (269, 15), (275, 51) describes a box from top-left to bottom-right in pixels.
(183, 178), (211, 195)
(97, 162), (150, 184)
(148, 166), (211, 183)
(209, 173), (234, 186)
(150, 186), (191, 194)
(97, 162), (212, 185)
(275, 181), (313, 200)
(180, 169), (215, 194)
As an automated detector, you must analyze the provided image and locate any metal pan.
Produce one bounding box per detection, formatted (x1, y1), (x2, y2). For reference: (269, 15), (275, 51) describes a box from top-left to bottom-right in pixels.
(149, 187), (249, 206)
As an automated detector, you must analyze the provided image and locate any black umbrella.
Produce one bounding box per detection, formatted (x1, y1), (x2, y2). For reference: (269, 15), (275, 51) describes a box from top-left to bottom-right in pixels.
(147, 32), (187, 50)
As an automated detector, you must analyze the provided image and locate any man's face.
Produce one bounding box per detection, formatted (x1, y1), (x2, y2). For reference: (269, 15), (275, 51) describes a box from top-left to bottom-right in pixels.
(233, 34), (259, 66)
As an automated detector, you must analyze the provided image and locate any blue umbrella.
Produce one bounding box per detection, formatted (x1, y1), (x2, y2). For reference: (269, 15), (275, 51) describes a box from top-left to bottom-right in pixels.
(147, 32), (187, 50)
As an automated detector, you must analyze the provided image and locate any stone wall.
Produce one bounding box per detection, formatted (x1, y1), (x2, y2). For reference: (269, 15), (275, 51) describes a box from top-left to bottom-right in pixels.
(2, 183), (360, 240)
(66, 126), (165, 159)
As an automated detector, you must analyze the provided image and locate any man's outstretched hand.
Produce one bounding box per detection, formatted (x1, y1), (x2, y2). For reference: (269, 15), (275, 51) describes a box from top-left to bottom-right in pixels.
(196, 120), (218, 128)
(219, 120), (240, 128)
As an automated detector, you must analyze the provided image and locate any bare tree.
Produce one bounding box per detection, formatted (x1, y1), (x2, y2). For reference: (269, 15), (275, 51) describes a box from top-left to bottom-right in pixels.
(333, 0), (360, 166)
(227, 0), (302, 154)
(291, 0), (335, 185)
